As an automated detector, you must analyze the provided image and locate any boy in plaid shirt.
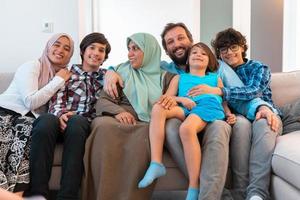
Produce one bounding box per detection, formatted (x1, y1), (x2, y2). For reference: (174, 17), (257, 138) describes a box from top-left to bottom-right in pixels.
(28, 32), (111, 200)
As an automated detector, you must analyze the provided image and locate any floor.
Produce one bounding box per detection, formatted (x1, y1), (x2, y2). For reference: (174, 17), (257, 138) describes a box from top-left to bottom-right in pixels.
(49, 190), (187, 200)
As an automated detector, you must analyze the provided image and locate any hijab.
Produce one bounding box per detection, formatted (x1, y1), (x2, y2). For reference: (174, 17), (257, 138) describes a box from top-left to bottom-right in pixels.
(116, 33), (165, 122)
(38, 33), (74, 89)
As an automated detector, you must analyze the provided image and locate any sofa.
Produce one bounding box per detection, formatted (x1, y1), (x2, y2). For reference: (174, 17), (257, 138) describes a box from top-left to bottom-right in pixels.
(0, 70), (300, 200)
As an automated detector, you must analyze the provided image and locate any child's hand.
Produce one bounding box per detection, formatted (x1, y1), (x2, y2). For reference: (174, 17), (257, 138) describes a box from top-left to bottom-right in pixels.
(115, 112), (136, 125)
(157, 95), (177, 109)
(226, 113), (236, 125)
(59, 111), (75, 131)
(180, 98), (196, 110)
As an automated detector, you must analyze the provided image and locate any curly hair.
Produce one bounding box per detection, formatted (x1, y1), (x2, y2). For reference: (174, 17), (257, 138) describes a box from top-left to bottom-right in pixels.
(211, 28), (248, 59)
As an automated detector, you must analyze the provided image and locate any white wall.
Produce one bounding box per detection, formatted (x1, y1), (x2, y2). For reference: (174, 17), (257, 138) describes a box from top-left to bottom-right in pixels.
(92, 0), (200, 67)
(283, 0), (300, 72)
(0, 0), (80, 72)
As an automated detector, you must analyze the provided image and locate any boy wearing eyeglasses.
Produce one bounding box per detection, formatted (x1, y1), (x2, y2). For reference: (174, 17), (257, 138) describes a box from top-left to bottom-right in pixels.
(210, 28), (282, 200)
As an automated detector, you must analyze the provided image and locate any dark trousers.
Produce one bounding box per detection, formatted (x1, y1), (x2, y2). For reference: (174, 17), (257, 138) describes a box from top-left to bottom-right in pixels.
(29, 113), (90, 200)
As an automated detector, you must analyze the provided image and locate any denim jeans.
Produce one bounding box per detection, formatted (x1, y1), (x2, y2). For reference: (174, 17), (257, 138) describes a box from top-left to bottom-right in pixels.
(230, 115), (282, 200)
(29, 113), (90, 200)
(165, 118), (232, 200)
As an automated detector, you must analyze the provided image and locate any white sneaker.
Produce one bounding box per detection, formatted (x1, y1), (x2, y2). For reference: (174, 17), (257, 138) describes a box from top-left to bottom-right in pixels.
(249, 195), (263, 200)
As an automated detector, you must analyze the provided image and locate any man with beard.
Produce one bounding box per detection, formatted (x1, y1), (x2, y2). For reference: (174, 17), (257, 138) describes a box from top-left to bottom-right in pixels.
(103, 22), (232, 200)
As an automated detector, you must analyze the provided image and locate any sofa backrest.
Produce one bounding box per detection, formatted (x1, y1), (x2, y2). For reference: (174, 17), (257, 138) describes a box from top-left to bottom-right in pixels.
(0, 70), (299, 108)
(0, 72), (14, 93)
(271, 70), (300, 107)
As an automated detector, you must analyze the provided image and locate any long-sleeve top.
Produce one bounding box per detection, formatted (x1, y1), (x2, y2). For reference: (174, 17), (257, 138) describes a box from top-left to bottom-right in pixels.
(48, 64), (105, 121)
(95, 72), (175, 118)
(0, 60), (65, 117)
(221, 59), (274, 107)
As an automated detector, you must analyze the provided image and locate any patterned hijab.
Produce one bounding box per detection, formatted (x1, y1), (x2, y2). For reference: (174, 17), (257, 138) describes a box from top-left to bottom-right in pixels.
(116, 33), (165, 122)
(38, 33), (74, 89)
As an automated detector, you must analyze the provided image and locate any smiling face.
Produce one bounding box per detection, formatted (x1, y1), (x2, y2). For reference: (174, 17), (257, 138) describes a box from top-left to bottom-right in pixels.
(82, 42), (106, 72)
(163, 26), (192, 66)
(220, 44), (245, 68)
(127, 41), (144, 69)
(188, 45), (209, 71)
(47, 36), (71, 70)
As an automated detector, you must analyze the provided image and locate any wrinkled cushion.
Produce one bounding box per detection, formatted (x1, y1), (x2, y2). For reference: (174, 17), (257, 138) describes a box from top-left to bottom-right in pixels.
(272, 131), (300, 189)
(280, 99), (300, 134)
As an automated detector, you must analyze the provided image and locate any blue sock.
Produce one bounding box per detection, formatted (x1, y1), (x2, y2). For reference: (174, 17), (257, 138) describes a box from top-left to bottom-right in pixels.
(186, 187), (199, 200)
(138, 162), (166, 188)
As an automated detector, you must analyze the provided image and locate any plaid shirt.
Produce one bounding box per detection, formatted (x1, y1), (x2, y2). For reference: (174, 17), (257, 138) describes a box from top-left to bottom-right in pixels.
(49, 64), (106, 121)
(222, 59), (275, 107)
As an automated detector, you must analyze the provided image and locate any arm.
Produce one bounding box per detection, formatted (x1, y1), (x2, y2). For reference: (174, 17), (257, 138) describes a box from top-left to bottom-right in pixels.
(96, 89), (137, 125)
(157, 75), (179, 109)
(222, 64), (271, 101)
(16, 61), (70, 111)
(219, 77), (236, 124)
(103, 68), (124, 99)
(187, 78), (223, 97)
(48, 84), (69, 117)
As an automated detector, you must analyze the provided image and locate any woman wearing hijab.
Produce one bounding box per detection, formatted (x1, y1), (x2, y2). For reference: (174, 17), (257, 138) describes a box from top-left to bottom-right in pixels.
(82, 33), (175, 200)
(0, 33), (73, 197)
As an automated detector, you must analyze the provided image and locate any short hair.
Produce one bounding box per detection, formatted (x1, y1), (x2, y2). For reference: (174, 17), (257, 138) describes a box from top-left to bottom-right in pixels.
(187, 42), (219, 73)
(161, 22), (193, 52)
(211, 28), (248, 59)
(80, 32), (111, 61)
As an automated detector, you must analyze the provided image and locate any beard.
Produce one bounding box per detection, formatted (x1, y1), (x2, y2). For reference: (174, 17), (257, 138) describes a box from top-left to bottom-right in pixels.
(168, 47), (189, 66)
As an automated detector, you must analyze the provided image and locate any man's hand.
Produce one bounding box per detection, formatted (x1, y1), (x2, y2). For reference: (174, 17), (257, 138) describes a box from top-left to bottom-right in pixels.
(103, 70), (124, 99)
(255, 106), (280, 132)
(188, 84), (221, 97)
(59, 111), (75, 131)
(115, 112), (136, 125)
(157, 95), (177, 109)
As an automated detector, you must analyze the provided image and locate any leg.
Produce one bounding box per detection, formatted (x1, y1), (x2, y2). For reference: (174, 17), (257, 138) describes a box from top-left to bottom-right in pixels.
(179, 114), (206, 188)
(139, 104), (185, 188)
(247, 116), (282, 200)
(165, 118), (188, 178)
(199, 120), (232, 200)
(230, 115), (252, 200)
(150, 104), (185, 163)
(57, 115), (90, 200)
(29, 114), (60, 198)
(179, 114), (206, 200)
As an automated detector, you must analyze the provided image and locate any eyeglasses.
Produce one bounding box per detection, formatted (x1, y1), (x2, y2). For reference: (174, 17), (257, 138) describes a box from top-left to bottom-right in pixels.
(219, 44), (240, 54)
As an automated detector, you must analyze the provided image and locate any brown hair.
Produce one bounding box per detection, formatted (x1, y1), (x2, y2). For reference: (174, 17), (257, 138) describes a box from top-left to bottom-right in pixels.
(80, 32), (111, 62)
(160, 22), (193, 52)
(187, 42), (219, 73)
(211, 28), (248, 59)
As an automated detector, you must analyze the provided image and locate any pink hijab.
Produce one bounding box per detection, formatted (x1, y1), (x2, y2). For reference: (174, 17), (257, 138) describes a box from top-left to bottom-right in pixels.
(38, 33), (74, 89)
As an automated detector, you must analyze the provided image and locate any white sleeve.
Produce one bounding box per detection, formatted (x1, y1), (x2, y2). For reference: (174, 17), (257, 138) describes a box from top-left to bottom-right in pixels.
(15, 61), (65, 110)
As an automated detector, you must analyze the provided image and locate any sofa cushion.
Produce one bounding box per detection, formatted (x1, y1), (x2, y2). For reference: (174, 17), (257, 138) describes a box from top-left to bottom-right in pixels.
(271, 71), (300, 107)
(272, 131), (300, 189)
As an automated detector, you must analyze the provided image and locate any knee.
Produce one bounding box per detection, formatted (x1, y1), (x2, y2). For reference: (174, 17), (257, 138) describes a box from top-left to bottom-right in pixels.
(179, 123), (196, 142)
(204, 120), (232, 144)
(252, 119), (277, 139)
(232, 115), (252, 140)
(151, 103), (166, 117)
(31, 113), (59, 139)
(66, 115), (90, 138)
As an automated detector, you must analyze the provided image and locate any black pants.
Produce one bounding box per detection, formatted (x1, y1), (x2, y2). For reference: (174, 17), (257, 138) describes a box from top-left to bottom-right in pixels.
(29, 113), (90, 200)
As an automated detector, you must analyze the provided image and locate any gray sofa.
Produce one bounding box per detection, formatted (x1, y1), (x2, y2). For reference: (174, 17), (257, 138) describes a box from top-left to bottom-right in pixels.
(1, 70), (300, 199)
